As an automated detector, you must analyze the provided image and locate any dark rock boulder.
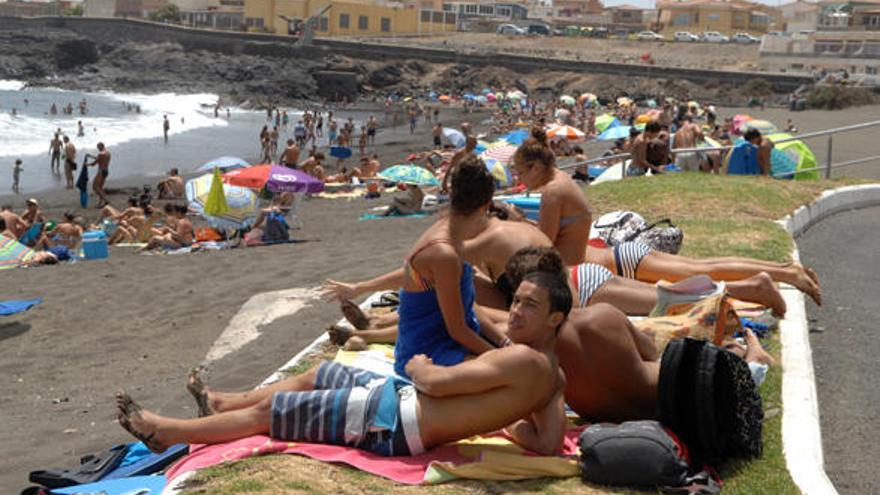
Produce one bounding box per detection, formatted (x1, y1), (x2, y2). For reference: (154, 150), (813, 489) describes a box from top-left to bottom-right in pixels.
(368, 64), (402, 88)
(54, 38), (99, 70)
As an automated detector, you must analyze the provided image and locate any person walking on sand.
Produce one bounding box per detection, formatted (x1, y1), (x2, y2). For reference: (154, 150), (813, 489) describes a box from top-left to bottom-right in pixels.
(86, 143), (111, 208)
(62, 136), (77, 189)
(367, 115), (378, 145)
(12, 159), (22, 194)
(163, 115), (170, 143)
(49, 133), (62, 174)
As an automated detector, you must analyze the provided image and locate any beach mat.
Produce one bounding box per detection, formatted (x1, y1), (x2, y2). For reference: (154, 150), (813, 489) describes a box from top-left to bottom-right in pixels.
(1, 298), (42, 316)
(103, 443), (188, 480)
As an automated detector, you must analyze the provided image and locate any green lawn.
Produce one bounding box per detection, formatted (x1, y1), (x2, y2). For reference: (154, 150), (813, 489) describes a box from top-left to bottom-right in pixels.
(179, 173), (870, 495)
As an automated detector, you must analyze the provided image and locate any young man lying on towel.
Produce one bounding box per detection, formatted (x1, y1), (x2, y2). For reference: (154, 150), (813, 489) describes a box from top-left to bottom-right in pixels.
(115, 270), (572, 457)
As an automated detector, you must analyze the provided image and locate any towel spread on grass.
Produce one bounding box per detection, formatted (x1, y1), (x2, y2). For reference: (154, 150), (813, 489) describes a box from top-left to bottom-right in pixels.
(165, 342), (582, 485)
(165, 428), (582, 486)
(0, 298), (42, 316)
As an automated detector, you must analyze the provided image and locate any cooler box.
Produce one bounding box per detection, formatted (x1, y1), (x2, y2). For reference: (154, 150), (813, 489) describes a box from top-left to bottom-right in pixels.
(82, 231), (109, 260)
(503, 195), (541, 221)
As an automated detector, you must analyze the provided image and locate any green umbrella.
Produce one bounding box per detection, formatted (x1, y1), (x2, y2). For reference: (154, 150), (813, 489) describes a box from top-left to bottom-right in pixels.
(204, 167), (230, 217)
(378, 164), (440, 186)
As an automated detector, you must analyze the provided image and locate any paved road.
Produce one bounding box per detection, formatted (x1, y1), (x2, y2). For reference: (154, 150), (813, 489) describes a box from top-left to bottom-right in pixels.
(798, 205), (880, 494)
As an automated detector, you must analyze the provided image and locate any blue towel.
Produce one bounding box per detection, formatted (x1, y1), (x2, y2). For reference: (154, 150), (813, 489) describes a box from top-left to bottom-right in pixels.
(727, 142), (761, 175)
(394, 263), (481, 378)
(0, 298), (42, 316)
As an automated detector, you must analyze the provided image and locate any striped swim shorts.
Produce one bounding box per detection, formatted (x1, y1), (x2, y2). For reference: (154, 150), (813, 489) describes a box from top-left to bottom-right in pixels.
(571, 263), (614, 308)
(613, 241), (653, 280)
(270, 361), (424, 457)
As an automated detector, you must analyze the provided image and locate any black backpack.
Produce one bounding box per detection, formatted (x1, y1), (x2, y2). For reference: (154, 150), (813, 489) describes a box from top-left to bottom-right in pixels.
(658, 338), (764, 466)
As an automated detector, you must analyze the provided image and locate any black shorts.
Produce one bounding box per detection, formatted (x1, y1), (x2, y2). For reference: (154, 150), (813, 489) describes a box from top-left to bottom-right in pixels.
(52, 150), (61, 158)
(367, 128), (376, 137)
(433, 136), (441, 146)
(65, 159), (77, 171)
(100, 168), (109, 178)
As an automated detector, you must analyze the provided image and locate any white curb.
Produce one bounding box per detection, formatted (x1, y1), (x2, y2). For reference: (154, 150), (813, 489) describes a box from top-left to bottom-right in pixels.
(776, 184), (880, 495)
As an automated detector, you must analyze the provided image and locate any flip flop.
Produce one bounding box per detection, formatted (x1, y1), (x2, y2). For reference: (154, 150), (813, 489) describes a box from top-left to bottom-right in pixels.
(371, 292), (400, 308)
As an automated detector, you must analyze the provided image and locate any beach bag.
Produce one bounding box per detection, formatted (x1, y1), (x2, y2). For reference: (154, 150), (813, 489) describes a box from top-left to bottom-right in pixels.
(579, 421), (722, 493)
(657, 338), (763, 466)
(635, 293), (741, 355)
(593, 211), (683, 254)
(592, 211), (646, 246)
(633, 219), (683, 254)
(262, 211), (290, 243)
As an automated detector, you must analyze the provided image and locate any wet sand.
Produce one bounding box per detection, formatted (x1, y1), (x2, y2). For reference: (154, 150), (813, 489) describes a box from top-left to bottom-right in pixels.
(1, 102), (878, 491)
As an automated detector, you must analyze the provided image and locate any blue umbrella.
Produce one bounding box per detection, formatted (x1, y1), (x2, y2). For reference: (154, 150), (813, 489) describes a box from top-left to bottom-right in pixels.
(598, 125), (633, 141)
(463, 93), (476, 100)
(481, 88), (492, 95)
(194, 156), (249, 174)
(500, 129), (529, 146)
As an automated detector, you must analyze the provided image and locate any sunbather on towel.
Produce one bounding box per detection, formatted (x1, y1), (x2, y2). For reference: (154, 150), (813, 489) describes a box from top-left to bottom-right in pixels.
(0, 205), (28, 238)
(141, 204), (193, 251)
(383, 184), (424, 217)
(512, 125), (822, 306)
(117, 271), (572, 457)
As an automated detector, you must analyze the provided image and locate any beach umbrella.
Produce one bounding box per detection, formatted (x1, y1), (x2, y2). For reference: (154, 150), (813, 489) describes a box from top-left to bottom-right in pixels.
(559, 95), (576, 106)
(0, 236), (35, 270)
(547, 124), (586, 141)
(598, 125), (633, 141)
(463, 93), (476, 101)
(635, 114), (653, 125)
(507, 92), (523, 102)
(475, 95), (488, 104)
(442, 128), (466, 148)
(481, 143), (518, 164)
(484, 158), (513, 187)
(499, 129), (529, 146)
(186, 174), (258, 230)
(486, 93), (497, 102)
(378, 164), (439, 187)
(766, 133), (820, 180)
(578, 93), (597, 105)
(204, 167), (230, 218)
(732, 114), (752, 133)
(646, 99), (658, 109)
(481, 88), (492, 95)
(744, 119), (778, 135)
(554, 108), (571, 120)
(595, 114), (618, 133)
(617, 97), (634, 107)
(438, 95), (451, 103)
(223, 164), (324, 193)
(194, 156), (249, 174)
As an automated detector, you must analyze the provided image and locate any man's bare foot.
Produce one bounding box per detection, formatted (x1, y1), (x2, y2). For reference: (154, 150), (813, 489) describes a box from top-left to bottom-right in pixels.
(187, 367), (214, 418)
(341, 300), (370, 330)
(116, 391), (170, 453)
(793, 263), (822, 306)
(327, 324), (353, 346)
(743, 329), (775, 366)
(343, 335), (368, 351)
(742, 272), (787, 317)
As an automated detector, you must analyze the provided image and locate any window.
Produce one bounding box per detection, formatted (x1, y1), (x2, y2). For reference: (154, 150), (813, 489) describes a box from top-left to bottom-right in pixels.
(445, 12), (456, 24)
(358, 15), (368, 29)
(319, 16), (329, 31)
(339, 13), (349, 28)
(421, 10), (431, 21)
(246, 17), (264, 28)
(497, 6), (510, 17)
(432, 11), (443, 22)
(750, 14), (769, 25)
(707, 13), (720, 21)
(478, 5), (493, 15)
(673, 13), (690, 25)
(381, 17), (391, 31)
(465, 4), (477, 14)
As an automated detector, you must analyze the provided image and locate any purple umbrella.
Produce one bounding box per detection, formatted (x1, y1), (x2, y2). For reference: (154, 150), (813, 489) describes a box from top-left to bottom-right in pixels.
(266, 165), (324, 193)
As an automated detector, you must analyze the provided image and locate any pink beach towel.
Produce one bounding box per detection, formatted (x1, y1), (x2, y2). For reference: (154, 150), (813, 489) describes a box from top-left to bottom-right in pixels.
(165, 427), (583, 486)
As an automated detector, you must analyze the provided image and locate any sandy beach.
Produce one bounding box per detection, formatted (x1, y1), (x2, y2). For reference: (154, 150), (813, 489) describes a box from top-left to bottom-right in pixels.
(2, 96), (880, 492)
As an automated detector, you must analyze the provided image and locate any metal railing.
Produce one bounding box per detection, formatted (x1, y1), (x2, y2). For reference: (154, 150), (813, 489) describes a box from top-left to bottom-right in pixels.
(556, 119), (880, 180)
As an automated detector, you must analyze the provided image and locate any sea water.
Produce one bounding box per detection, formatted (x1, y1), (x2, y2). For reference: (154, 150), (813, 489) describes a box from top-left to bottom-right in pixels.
(0, 81), (224, 158)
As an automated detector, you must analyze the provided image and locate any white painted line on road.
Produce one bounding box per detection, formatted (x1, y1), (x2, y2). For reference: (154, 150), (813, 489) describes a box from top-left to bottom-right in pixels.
(777, 183), (880, 495)
(204, 287), (321, 365)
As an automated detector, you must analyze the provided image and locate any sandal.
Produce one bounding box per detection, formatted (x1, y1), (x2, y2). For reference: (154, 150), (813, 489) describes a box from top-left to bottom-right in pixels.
(371, 292), (400, 308)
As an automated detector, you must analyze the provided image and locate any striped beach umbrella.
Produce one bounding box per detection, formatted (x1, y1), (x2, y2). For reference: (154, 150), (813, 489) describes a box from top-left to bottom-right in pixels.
(481, 144), (518, 164)
(186, 174), (258, 230)
(194, 156), (249, 173)
(744, 119), (778, 135)
(484, 158), (513, 187)
(0, 236), (35, 270)
(547, 124), (586, 141)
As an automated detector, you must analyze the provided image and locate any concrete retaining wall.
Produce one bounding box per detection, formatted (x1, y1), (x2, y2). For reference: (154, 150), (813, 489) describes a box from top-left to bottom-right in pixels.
(0, 16), (814, 90)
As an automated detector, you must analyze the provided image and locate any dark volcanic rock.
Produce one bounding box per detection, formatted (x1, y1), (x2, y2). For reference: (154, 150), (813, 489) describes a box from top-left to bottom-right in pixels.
(368, 64), (402, 88)
(54, 39), (99, 70)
